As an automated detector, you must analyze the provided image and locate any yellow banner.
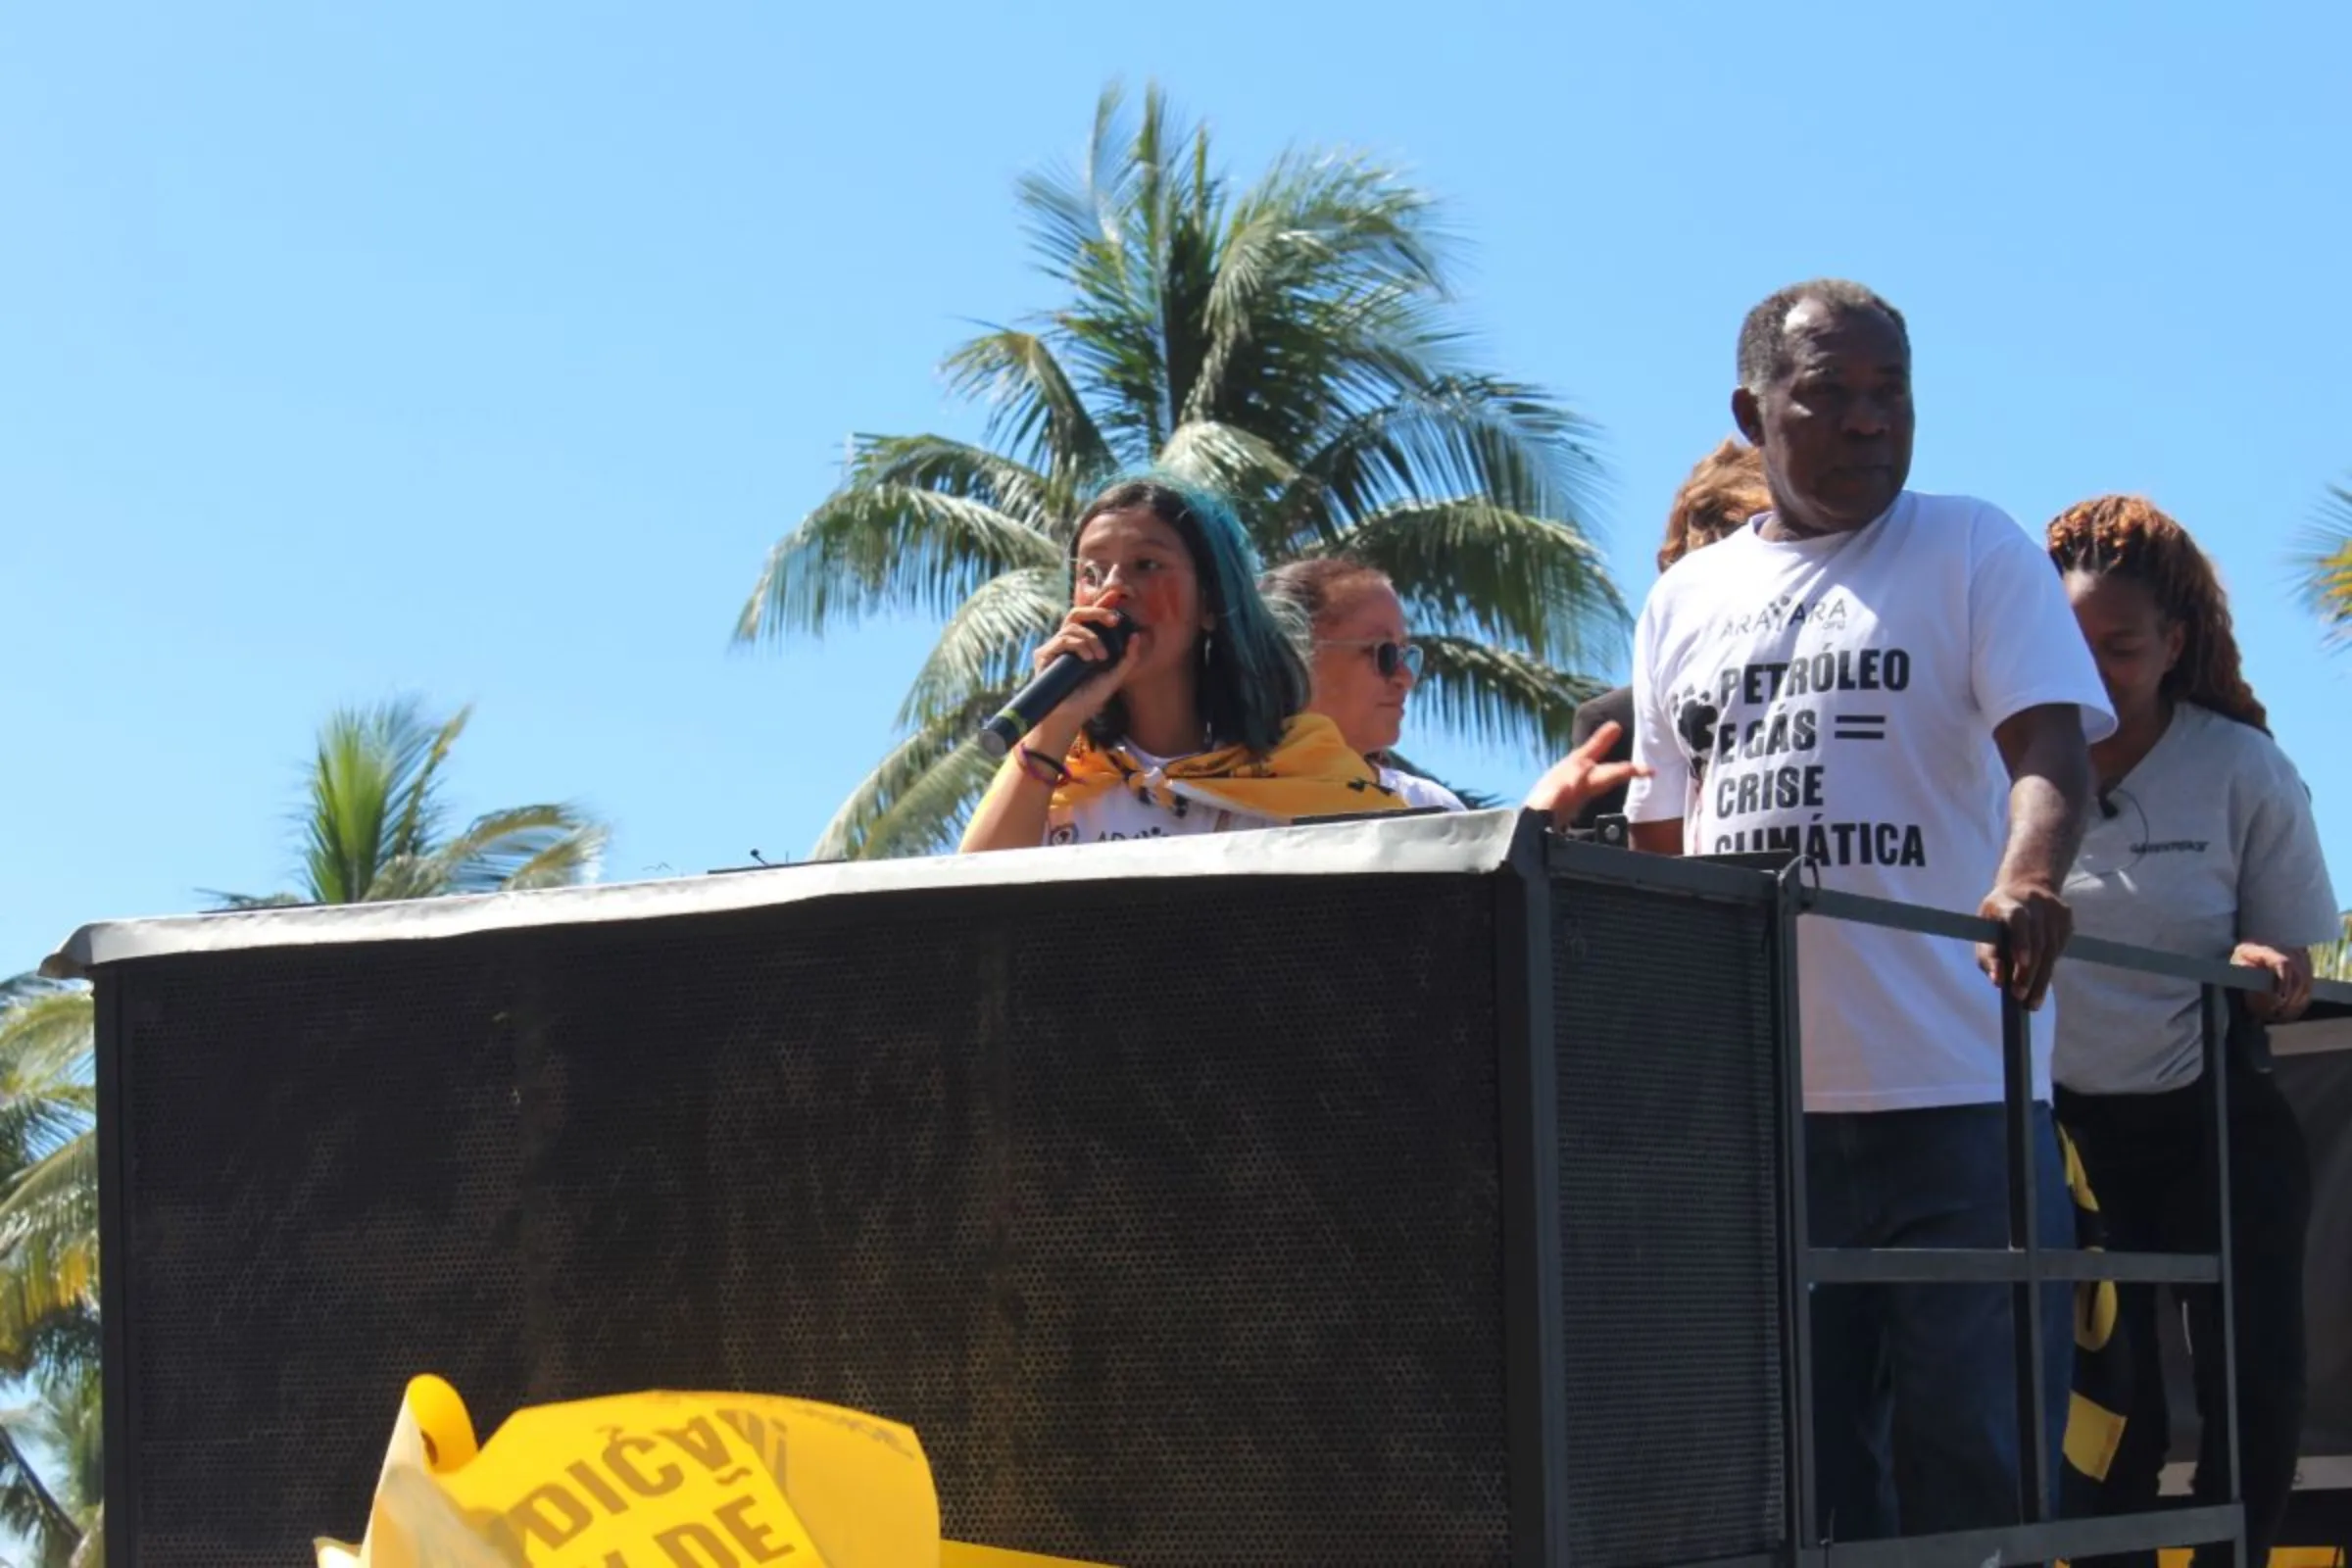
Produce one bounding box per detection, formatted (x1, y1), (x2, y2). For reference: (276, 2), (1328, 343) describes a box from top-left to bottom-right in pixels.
(316, 1376), (1115, 1568)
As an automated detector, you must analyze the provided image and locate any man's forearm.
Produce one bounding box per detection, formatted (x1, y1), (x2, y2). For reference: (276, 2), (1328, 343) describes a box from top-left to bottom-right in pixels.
(1994, 720), (2092, 891)
(1631, 818), (1685, 856)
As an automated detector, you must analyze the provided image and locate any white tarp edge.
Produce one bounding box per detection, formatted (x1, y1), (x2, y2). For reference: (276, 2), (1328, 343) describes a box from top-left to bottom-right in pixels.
(42, 808), (1528, 977)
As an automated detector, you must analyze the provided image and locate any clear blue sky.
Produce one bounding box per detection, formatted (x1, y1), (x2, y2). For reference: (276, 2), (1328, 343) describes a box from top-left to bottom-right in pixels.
(7, 0), (2351, 968)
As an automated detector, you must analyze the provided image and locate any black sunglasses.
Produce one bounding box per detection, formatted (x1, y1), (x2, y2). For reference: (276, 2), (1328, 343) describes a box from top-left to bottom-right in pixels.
(1320, 638), (1424, 678)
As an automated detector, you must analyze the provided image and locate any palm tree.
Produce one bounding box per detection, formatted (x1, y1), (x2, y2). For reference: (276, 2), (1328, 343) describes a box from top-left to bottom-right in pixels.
(738, 82), (1625, 858)
(2315, 915), (2352, 984)
(0, 978), (96, 1568)
(0, 699), (607, 1561)
(2294, 482), (2352, 646)
(2293, 485), (2352, 977)
(210, 699), (607, 906)
(0, 980), (95, 1390)
(0, 1360), (100, 1568)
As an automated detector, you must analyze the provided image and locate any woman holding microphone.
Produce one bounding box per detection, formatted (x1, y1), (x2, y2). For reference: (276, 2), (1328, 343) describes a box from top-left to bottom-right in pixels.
(962, 476), (1638, 852)
(960, 477), (1412, 851)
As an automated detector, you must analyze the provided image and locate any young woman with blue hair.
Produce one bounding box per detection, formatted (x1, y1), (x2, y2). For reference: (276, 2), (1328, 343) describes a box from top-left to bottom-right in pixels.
(961, 475), (1639, 851)
(960, 476), (1410, 851)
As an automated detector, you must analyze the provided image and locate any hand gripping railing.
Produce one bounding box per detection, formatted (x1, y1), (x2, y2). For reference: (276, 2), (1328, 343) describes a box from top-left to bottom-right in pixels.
(1538, 829), (2351, 1568)
(1789, 879), (2346, 1568)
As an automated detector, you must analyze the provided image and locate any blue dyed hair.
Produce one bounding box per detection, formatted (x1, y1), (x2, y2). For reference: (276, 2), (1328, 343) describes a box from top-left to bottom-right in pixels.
(1070, 474), (1307, 755)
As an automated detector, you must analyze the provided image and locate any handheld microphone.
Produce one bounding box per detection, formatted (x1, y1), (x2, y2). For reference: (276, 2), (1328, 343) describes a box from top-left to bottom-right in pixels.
(977, 609), (1139, 758)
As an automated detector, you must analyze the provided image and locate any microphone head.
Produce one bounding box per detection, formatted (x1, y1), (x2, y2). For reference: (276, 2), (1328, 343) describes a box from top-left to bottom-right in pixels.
(1097, 606), (1140, 660)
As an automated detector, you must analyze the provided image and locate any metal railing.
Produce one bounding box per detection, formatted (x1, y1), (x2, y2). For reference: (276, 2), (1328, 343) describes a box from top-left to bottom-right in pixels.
(1538, 828), (2352, 1568)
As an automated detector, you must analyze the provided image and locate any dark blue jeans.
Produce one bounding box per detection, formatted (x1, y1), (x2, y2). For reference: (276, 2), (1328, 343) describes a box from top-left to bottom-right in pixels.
(1806, 1102), (2075, 1541)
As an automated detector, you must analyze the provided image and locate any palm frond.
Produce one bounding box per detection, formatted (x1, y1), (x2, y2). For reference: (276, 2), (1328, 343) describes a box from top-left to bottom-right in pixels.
(809, 691), (1015, 860)
(0, 987), (93, 1214)
(939, 334), (1116, 505)
(1287, 375), (1607, 547)
(415, 806), (607, 898)
(1204, 149), (1446, 344)
(1013, 80), (1146, 288)
(198, 891), (311, 910)
(848, 435), (1054, 532)
(0, 1095), (90, 1189)
(1328, 499), (1626, 669)
(10, 1311), (98, 1402)
(0, 1139), (94, 1245)
(298, 699), (460, 905)
(0, 1134), (98, 1358)
(388, 707), (470, 865)
(68, 1504), (100, 1568)
(897, 566), (1065, 730)
(1407, 634), (1606, 760)
(859, 739), (1007, 860)
(2315, 913), (2352, 983)
(0, 1421), (77, 1567)
(736, 487), (1059, 647)
(0, 986), (97, 1380)
(2292, 484), (2352, 645)
(0, 988), (92, 1097)
(1187, 151), (1450, 435)
(1022, 83), (1210, 463)
(33, 1366), (98, 1524)
(811, 693), (1009, 860)
(1155, 420), (1298, 547)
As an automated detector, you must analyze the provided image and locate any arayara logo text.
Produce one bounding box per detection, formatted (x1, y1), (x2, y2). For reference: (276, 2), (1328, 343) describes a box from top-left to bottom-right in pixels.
(1712, 591), (1854, 641)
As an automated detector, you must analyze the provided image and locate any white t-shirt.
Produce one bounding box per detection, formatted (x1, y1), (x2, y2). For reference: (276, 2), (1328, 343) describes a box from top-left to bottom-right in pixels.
(1043, 744), (1270, 846)
(2054, 702), (2340, 1096)
(1624, 491), (2116, 1113)
(1378, 765), (1467, 812)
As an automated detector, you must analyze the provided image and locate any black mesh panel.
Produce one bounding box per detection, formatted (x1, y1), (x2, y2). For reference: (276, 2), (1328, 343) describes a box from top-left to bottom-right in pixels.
(111, 874), (1508, 1568)
(1549, 876), (1787, 1566)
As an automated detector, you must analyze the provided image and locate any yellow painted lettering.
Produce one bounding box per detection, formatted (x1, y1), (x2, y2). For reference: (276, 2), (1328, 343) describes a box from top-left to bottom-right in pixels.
(505, 1484), (593, 1553)
(606, 1435), (683, 1496)
(659, 1417), (732, 1473)
(656, 1523), (736, 1568)
(713, 1497), (794, 1563)
(567, 1458), (628, 1514)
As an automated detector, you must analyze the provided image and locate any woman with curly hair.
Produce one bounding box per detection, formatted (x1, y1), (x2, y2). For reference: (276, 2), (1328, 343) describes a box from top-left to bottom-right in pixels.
(2045, 495), (2338, 1568)
(1564, 438), (1769, 829)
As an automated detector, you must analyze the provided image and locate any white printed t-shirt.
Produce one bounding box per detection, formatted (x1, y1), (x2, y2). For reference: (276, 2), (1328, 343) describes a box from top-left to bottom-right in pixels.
(1623, 491), (2116, 1113)
(1043, 745), (1270, 846)
(2054, 702), (2339, 1096)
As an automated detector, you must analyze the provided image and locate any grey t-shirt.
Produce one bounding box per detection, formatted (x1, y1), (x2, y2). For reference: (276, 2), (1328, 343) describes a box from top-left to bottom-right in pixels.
(2053, 702), (2340, 1096)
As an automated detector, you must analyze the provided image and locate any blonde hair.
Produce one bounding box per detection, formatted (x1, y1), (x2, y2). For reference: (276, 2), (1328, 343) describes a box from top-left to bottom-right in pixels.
(1658, 439), (1769, 573)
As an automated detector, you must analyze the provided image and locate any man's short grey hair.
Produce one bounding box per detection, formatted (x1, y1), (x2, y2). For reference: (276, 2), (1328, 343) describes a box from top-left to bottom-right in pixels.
(1737, 279), (1910, 393)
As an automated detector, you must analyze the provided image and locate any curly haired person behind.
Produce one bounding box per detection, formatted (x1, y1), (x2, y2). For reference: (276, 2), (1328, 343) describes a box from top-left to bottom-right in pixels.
(2045, 494), (2337, 1568)
(1566, 438), (1769, 829)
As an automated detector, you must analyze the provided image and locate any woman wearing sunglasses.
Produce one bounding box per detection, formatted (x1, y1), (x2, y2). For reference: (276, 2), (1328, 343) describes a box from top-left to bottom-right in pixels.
(1261, 558), (1462, 810)
(1263, 558), (1642, 827)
